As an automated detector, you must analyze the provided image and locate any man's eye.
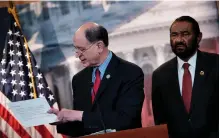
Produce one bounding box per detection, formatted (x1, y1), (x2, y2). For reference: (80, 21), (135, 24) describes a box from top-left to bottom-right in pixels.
(75, 47), (84, 51)
(171, 33), (177, 37)
(183, 33), (189, 36)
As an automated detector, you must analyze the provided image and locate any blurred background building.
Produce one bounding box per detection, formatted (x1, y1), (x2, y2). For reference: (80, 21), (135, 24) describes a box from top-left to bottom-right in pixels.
(15, 1), (219, 127)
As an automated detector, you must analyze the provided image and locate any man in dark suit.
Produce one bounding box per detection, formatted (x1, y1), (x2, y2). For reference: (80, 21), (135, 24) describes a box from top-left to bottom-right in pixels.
(48, 22), (144, 137)
(152, 16), (219, 138)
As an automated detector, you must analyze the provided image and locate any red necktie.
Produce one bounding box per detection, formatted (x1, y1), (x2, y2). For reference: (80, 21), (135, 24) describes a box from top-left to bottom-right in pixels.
(92, 69), (101, 103)
(182, 63), (192, 113)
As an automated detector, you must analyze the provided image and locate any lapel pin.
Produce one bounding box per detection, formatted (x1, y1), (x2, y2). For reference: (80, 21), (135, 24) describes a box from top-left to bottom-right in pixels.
(200, 71), (204, 76)
(106, 74), (111, 79)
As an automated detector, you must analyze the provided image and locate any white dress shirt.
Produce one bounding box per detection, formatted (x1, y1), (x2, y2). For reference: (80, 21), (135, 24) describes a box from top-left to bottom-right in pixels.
(177, 52), (197, 95)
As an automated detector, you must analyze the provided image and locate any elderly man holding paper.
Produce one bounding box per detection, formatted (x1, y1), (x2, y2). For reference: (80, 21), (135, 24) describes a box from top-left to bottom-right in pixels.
(48, 22), (145, 137)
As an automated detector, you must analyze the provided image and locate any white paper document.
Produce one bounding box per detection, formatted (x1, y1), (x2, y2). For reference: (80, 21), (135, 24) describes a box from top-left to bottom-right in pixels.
(89, 129), (116, 135)
(8, 97), (57, 128)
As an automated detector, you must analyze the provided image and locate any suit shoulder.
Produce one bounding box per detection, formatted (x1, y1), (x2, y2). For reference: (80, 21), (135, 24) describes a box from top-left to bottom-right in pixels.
(72, 67), (90, 82)
(118, 57), (143, 74)
(200, 51), (219, 68)
(153, 57), (176, 75)
(202, 51), (219, 61)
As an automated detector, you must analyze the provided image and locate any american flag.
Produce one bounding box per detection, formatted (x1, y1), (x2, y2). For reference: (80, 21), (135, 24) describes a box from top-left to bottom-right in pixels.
(0, 9), (65, 138)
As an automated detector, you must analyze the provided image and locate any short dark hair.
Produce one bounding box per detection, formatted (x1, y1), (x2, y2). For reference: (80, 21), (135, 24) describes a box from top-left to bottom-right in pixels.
(84, 25), (109, 47)
(170, 16), (201, 36)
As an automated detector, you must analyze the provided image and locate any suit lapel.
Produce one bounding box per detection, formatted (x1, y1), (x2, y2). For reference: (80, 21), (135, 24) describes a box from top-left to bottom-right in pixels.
(170, 58), (182, 99)
(190, 51), (208, 115)
(92, 53), (119, 107)
(80, 67), (93, 110)
(168, 58), (188, 115)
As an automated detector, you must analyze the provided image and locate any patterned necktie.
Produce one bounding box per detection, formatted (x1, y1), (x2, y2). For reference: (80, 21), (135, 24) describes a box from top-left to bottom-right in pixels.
(182, 63), (192, 113)
(92, 69), (101, 103)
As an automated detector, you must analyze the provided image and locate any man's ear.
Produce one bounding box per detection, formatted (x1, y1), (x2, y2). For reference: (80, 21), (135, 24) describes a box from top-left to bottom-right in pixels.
(97, 41), (104, 53)
(197, 32), (202, 45)
(97, 41), (105, 49)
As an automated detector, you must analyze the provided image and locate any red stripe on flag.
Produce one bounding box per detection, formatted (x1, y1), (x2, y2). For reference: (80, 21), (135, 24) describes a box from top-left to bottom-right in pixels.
(61, 134), (67, 138)
(0, 129), (8, 138)
(0, 104), (31, 138)
(34, 125), (54, 138)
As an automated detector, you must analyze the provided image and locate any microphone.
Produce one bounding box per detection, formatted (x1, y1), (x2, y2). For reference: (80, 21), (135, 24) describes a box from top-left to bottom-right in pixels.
(90, 82), (107, 134)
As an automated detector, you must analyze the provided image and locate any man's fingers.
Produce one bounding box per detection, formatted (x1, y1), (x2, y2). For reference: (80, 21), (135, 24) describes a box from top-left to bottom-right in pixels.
(57, 112), (64, 121)
(47, 108), (59, 115)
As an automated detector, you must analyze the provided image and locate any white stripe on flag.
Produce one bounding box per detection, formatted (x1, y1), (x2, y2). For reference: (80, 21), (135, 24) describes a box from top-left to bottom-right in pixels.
(44, 123), (64, 138)
(24, 127), (43, 138)
(0, 92), (43, 138)
(0, 90), (10, 108)
(0, 117), (21, 138)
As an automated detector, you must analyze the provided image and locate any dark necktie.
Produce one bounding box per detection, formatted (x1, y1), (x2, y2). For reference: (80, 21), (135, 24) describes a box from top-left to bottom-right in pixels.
(182, 63), (192, 113)
(92, 69), (101, 103)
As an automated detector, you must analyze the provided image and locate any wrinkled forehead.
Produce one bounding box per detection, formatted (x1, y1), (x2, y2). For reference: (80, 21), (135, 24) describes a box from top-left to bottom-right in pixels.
(170, 21), (193, 33)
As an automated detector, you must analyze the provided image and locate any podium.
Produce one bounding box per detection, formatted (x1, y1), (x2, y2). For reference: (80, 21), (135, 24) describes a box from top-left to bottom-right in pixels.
(80, 124), (168, 138)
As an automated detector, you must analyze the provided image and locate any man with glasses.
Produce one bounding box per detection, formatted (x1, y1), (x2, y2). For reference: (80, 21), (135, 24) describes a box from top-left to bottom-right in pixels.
(48, 22), (144, 137)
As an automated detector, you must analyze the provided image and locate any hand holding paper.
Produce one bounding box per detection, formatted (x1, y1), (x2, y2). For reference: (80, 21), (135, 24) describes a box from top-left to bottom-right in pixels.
(8, 97), (58, 127)
(48, 108), (83, 123)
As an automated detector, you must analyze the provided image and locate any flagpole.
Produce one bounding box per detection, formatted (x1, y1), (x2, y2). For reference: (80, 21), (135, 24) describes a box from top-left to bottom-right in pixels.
(8, 1), (38, 99)
(8, 1), (21, 28)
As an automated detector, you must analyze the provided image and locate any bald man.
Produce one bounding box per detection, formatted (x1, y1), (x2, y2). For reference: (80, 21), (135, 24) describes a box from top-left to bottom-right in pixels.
(48, 22), (144, 137)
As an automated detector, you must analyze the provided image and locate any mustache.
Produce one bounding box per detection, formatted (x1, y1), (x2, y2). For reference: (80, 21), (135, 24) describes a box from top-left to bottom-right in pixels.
(175, 42), (186, 46)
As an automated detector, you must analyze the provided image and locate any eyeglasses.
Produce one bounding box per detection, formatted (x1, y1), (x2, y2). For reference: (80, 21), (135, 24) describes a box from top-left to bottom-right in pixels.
(74, 42), (96, 55)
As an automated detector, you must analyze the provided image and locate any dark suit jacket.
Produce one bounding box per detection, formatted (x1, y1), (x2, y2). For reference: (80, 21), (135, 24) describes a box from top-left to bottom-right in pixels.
(57, 53), (144, 137)
(152, 51), (219, 138)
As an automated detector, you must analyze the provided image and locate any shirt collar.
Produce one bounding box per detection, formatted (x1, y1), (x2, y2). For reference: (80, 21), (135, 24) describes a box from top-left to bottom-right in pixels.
(93, 51), (112, 78)
(177, 51), (197, 70)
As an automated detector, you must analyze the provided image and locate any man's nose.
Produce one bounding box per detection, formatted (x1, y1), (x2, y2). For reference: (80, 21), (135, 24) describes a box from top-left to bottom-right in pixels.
(75, 51), (80, 58)
(175, 35), (184, 42)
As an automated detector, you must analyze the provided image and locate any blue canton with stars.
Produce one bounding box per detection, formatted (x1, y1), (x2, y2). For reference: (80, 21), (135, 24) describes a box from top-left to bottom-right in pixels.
(0, 13), (55, 106)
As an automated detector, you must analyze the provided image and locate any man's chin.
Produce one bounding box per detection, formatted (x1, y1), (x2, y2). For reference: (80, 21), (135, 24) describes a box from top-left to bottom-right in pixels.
(81, 62), (90, 68)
